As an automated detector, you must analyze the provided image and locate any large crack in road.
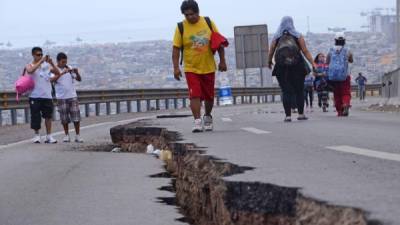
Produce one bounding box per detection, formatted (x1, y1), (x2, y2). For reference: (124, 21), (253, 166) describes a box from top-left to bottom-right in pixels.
(109, 121), (382, 225)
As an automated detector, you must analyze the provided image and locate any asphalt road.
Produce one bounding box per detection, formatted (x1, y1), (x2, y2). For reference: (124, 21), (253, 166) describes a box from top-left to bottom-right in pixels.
(155, 101), (400, 224)
(0, 115), (186, 225)
(0, 100), (399, 225)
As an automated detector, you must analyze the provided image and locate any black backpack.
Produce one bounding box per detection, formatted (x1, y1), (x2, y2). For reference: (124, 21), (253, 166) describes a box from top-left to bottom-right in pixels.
(177, 17), (213, 65)
(275, 31), (301, 66)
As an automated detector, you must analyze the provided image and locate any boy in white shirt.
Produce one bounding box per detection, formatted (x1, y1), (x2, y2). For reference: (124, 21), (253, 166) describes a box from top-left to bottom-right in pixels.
(51, 52), (83, 143)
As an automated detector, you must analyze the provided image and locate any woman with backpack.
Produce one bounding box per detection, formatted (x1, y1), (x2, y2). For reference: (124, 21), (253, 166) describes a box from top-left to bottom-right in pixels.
(326, 33), (353, 117)
(268, 16), (316, 122)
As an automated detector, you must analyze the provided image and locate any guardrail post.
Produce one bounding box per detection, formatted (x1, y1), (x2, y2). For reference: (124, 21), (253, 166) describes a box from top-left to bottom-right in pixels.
(249, 96), (253, 104)
(11, 109), (17, 125)
(116, 101), (121, 114)
(95, 103), (100, 116)
(272, 95), (276, 103)
(137, 100), (141, 112)
(257, 96), (261, 104)
(241, 96), (245, 104)
(174, 99), (178, 109)
(0, 109), (2, 126)
(24, 108), (30, 124)
(85, 104), (90, 117)
(146, 100), (151, 111)
(233, 96), (237, 105)
(379, 88), (382, 96)
(216, 97), (220, 106)
(106, 102), (111, 115)
(370, 90), (374, 97)
(265, 95), (269, 103)
(156, 99), (160, 110)
(165, 99), (170, 110)
(127, 101), (132, 113)
(182, 98), (186, 108)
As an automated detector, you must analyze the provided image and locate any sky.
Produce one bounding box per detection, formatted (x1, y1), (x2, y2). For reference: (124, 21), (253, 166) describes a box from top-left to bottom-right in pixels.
(0, 0), (396, 48)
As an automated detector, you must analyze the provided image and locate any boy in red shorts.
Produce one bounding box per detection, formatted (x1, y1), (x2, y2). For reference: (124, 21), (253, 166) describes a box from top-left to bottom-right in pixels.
(172, 0), (227, 132)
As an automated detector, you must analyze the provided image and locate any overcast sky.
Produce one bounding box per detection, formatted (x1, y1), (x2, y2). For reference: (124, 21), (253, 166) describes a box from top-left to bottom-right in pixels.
(0, 0), (396, 48)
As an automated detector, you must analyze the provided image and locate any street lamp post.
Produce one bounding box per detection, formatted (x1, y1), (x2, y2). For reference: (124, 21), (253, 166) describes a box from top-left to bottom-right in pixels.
(397, 0), (400, 67)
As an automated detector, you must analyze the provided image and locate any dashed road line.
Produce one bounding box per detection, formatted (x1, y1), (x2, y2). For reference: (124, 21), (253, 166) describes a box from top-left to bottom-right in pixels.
(326, 145), (400, 162)
(241, 127), (271, 134)
(221, 117), (233, 122)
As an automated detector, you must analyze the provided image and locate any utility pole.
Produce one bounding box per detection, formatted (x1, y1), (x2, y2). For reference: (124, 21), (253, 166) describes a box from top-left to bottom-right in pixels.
(397, 0), (400, 67)
(396, 0), (400, 68)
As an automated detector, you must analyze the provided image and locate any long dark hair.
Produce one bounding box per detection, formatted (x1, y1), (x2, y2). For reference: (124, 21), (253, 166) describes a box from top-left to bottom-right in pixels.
(314, 53), (324, 64)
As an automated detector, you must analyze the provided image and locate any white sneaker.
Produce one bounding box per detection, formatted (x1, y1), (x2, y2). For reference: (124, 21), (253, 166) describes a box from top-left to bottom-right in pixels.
(203, 115), (213, 131)
(75, 135), (84, 143)
(63, 135), (71, 143)
(45, 135), (57, 144)
(192, 119), (203, 133)
(32, 135), (41, 144)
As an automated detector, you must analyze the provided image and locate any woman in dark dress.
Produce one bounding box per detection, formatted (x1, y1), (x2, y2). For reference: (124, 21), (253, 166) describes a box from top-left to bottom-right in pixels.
(268, 16), (316, 122)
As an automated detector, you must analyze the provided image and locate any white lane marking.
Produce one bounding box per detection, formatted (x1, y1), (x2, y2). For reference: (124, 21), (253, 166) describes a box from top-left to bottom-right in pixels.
(241, 127), (271, 134)
(326, 145), (400, 162)
(0, 116), (155, 150)
(221, 117), (233, 122)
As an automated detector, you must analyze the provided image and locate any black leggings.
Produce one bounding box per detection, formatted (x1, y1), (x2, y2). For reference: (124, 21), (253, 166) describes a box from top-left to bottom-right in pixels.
(304, 87), (314, 107)
(277, 73), (305, 117)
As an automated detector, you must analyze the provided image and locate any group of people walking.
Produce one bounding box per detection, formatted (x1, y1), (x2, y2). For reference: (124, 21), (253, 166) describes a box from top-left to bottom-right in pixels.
(173, 0), (359, 130)
(21, 0), (363, 139)
(267, 16), (357, 121)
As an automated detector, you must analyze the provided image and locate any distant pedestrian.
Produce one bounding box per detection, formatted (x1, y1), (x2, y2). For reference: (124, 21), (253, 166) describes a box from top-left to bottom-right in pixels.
(313, 53), (330, 112)
(327, 33), (353, 117)
(51, 52), (84, 143)
(268, 16), (316, 122)
(26, 47), (61, 143)
(172, 0), (228, 132)
(304, 73), (314, 109)
(355, 72), (367, 101)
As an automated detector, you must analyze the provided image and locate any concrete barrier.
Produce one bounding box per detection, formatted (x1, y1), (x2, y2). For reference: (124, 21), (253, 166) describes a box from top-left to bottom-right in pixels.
(382, 68), (400, 105)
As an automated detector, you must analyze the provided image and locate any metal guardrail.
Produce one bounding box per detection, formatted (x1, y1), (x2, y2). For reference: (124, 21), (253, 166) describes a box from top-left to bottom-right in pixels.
(0, 85), (382, 126)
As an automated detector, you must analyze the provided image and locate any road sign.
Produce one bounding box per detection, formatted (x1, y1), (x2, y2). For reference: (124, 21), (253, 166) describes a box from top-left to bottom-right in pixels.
(234, 25), (269, 69)
(234, 25), (269, 87)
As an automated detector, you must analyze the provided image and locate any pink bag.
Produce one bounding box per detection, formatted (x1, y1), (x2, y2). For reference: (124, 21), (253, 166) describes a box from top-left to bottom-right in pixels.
(15, 67), (35, 101)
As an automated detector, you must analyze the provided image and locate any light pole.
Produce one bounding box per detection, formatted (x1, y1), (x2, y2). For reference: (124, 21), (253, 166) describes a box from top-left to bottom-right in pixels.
(397, 0), (400, 67)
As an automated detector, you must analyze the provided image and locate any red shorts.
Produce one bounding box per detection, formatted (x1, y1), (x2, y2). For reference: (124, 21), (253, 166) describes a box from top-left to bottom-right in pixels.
(185, 72), (215, 101)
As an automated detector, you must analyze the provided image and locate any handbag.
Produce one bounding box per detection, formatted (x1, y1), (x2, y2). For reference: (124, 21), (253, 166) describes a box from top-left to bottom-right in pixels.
(15, 67), (35, 101)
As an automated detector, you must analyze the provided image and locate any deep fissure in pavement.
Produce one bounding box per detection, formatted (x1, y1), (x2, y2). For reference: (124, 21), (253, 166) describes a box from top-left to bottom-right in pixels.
(109, 122), (382, 225)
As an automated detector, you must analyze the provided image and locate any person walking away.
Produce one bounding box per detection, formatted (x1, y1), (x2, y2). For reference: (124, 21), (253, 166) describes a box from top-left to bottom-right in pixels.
(304, 73), (314, 110)
(26, 47), (61, 143)
(268, 16), (316, 122)
(172, 0), (227, 132)
(51, 52), (83, 143)
(313, 53), (329, 111)
(327, 33), (353, 117)
(355, 72), (367, 101)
